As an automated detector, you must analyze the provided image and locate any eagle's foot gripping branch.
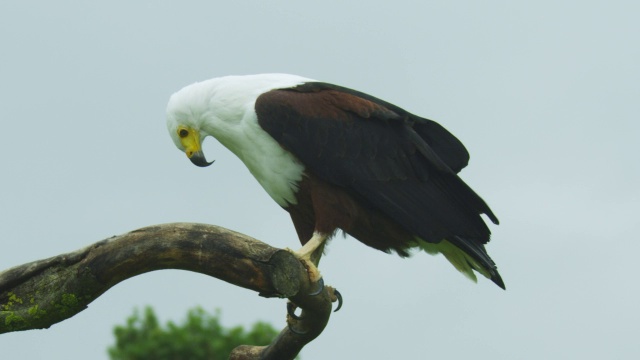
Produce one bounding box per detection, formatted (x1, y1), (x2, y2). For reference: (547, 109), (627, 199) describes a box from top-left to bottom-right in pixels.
(286, 281), (343, 320)
(286, 284), (343, 335)
(285, 247), (323, 285)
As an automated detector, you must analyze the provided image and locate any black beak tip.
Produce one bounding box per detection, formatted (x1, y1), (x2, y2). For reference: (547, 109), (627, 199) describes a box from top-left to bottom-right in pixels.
(189, 152), (215, 167)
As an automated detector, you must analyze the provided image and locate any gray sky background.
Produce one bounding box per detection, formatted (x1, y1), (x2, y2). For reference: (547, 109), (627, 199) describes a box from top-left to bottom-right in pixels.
(1, 1), (638, 359)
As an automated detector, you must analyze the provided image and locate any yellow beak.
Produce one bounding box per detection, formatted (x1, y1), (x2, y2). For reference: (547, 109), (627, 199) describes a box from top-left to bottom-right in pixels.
(178, 127), (214, 167)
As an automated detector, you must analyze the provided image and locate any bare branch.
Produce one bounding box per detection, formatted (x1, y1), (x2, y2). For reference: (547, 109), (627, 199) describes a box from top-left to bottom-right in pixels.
(0, 222), (335, 359)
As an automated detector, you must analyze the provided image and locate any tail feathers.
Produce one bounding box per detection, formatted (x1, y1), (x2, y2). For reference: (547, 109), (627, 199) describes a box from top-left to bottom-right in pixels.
(418, 237), (505, 289)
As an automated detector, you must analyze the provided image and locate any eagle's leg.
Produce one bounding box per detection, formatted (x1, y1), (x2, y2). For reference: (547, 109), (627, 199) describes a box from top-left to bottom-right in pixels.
(291, 232), (328, 284)
(286, 232), (342, 332)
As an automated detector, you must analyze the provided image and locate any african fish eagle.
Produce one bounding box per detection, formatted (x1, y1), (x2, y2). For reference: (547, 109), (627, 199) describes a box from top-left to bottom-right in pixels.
(166, 73), (504, 289)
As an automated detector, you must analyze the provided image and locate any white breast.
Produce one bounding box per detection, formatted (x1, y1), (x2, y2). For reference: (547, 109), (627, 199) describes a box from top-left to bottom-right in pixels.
(224, 110), (305, 207)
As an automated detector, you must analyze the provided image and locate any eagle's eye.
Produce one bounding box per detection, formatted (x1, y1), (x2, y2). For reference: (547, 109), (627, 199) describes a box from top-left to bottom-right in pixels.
(178, 128), (189, 138)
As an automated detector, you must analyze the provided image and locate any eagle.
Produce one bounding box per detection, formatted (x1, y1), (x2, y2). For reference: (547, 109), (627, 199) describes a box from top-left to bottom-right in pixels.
(166, 74), (504, 290)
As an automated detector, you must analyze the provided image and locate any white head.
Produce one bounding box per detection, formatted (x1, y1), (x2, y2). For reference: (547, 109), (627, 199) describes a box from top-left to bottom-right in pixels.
(166, 74), (312, 167)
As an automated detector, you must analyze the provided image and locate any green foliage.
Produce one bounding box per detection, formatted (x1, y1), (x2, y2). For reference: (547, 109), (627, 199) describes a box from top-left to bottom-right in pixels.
(108, 306), (280, 360)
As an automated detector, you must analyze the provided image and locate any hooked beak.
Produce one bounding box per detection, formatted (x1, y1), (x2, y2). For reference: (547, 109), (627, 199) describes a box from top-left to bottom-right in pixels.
(178, 126), (215, 168)
(189, 150), (214, 167)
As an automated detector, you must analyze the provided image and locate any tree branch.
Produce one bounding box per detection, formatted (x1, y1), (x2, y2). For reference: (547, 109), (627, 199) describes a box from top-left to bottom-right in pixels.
(0, 222), (335, 359)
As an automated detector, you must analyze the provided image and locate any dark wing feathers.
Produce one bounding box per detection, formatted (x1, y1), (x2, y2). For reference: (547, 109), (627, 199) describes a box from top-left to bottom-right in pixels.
(412, 120), (470, 173)
(291, 82), (471, 174)
(255, 81), (498, 263)
(404, 125), (456, 175)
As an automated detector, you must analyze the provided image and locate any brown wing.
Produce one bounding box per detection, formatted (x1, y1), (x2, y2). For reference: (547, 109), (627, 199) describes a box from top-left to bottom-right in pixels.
(255, 82), (500, 278)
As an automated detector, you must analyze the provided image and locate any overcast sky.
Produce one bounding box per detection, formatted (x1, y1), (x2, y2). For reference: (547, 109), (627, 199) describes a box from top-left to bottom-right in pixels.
(1, 1), (639, 359)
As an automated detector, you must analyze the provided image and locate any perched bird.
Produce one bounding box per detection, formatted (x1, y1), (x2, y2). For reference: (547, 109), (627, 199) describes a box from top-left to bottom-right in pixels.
(166, 74), (504, 289)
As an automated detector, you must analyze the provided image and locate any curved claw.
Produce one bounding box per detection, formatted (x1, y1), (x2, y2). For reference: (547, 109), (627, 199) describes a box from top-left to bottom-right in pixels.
(333, 289), (343, 312)
(286, 301), (303, 320)
(309, 277), (324, 296)
(287, 322), (308, 335)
